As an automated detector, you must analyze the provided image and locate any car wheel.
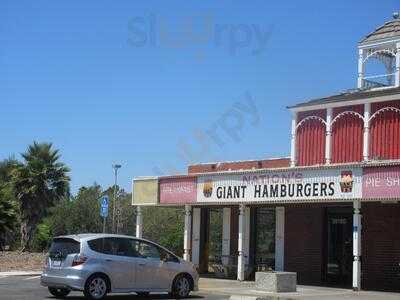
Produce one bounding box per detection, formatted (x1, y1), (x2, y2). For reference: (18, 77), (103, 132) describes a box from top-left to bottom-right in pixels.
(136, 291), (150, 297)
(84, 274), (109, 300)
(171, 274), (191, 298)
(48, 287), (70, 298)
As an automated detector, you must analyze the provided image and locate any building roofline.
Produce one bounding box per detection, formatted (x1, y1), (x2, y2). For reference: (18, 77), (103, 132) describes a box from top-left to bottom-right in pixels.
(358, 18), (400, 45)
(288, 87), (400, 112)
(133, 159), (400, 181)
(187, 156), (290, 167)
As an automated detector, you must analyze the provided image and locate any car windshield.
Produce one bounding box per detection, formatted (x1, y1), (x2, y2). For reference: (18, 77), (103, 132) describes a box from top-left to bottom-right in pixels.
(49, 238), (80, 259)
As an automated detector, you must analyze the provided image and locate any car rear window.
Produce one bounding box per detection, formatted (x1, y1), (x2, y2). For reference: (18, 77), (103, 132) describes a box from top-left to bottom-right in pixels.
(49, 238), (80, 259)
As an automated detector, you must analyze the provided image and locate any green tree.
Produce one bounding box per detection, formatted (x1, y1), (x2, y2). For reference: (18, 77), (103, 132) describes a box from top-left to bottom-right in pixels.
(142, 207), (184, 256)
(0, 158), (20, 249)
(48, 184), (107, 237)
(12, 142), (70, 250)
(0, 186), (18, 249)
(68, 185), (103, 233)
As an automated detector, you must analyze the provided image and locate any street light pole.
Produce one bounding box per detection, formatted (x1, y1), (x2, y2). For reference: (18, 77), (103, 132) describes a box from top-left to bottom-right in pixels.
(112, 164), (122, 234)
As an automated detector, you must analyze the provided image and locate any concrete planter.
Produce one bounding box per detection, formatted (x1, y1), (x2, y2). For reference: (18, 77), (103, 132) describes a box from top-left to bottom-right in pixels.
(255, 271), (297, 292)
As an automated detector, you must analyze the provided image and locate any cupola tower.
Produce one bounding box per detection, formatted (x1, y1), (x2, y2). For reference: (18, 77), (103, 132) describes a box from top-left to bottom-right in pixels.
(358, 12), (400, 89)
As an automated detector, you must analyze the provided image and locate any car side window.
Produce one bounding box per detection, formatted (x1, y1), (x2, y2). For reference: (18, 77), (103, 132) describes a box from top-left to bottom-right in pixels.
(159, 248), (180, 263)
(87, 238), (116, 255)
(136, 241), (160, 260)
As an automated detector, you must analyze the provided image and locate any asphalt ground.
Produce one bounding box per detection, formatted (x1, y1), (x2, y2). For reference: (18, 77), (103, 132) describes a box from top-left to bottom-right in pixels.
(0, 275), (229, 300)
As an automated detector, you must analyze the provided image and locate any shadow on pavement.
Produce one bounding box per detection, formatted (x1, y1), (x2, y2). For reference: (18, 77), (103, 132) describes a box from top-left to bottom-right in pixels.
(46, 294), (204, 300)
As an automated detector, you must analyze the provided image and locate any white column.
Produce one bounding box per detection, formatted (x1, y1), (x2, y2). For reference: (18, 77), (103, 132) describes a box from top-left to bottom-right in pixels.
(357, 48), (364, 89)
(363, 103), (371, 161)
(353, 200), (362, 291)
(275, 207), (285, 271)
(325, 108), (333, 165)
(237, 204), (246, 281)
(135, 206), (143, 238)
(191, 208), (201, 267)
(395, 42), (400, 87)
(222, 208), (231, 266)
(244, 207), (251, 266)
(290, 112), (298, 167)
(183, 205), (192, 262)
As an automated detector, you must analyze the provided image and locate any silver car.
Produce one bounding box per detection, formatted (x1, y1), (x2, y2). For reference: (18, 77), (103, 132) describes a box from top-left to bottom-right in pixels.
(41, 234), (199, 299)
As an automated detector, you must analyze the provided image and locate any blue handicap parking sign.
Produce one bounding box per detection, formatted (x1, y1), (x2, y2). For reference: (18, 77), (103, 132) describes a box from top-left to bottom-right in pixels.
(100, 196), (109, 218)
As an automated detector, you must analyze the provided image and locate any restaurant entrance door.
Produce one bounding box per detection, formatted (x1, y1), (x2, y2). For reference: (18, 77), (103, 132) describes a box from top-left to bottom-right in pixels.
(325, 207), (353, 287)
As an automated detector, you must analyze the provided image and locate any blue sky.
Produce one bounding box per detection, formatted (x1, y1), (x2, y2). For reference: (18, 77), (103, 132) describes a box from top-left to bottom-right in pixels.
(1, 1), (398, 194)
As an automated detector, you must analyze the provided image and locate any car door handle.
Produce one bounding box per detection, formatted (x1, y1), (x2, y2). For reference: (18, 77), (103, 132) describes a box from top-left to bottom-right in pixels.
(105, 259), (113, 262)
(138, 262), (146, 266)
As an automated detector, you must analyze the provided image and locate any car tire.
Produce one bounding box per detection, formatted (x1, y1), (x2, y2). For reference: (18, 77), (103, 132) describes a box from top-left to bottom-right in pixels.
(83, 274), (109, 300)
(136, 291), (150, 297)
(171, 274), (191, 298)
(48, 287), (70, 298)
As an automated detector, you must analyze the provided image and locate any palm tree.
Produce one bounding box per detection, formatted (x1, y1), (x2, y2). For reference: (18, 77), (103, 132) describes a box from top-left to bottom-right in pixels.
(12, 142), (70, 250)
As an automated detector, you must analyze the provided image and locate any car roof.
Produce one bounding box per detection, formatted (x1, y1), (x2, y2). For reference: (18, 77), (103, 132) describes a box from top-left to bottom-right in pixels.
(53, 233), (155, 244)
(52, 233), (180, 258)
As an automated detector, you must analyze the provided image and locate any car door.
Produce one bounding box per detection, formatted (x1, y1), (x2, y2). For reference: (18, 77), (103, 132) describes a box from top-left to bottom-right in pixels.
(88, 237), (136, 290)
(134, 241), (170, 290)
(156, 247), (182, 288)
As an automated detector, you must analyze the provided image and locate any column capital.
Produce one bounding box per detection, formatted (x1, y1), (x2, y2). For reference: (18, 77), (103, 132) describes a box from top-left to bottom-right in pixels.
(136, 206), (142, 215)
(184, 204), (192, 215)
(353, 199), (361, 213)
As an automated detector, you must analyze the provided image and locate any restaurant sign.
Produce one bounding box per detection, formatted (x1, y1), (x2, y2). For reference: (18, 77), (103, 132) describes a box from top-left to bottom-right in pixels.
(197, 167), (362, 203)
(363, 166), (400, 199)
(159, 177), (197, 204)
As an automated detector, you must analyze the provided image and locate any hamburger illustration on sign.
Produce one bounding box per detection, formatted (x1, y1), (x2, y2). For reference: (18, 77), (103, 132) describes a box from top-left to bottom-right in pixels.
(203, 179), (213, 198)
(340, 170), (353, 193)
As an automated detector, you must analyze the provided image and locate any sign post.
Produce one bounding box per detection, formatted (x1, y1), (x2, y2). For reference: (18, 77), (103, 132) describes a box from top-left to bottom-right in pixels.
(100, 196), (109, 233)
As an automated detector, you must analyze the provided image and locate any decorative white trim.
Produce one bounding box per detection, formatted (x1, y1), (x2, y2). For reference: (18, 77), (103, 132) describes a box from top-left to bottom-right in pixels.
(295, 116), (327, 130)
(369, 106), (400, 122)
(363, 49), (396, 63)
(331, 111), (365, 126)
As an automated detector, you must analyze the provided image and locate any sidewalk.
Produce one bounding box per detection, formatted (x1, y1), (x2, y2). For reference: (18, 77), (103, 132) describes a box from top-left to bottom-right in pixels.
(199, 277), (400, 300)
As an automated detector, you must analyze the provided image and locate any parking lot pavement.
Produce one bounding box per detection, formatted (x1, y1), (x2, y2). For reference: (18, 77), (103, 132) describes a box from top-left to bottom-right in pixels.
(0, 276), (229, 300)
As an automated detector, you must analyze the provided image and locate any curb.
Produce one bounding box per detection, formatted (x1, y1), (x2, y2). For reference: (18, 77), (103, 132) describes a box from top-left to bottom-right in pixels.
(0, 271), (42, 276)
(229, 296), (295, 300)
(201, 289), (296, 300)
